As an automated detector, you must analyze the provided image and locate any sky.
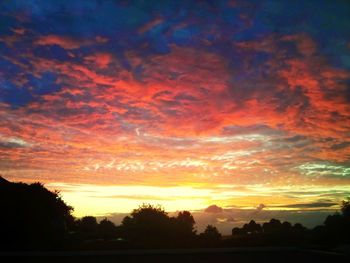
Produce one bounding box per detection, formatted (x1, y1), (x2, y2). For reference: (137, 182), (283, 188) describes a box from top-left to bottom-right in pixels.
(0, 0), (350, 234)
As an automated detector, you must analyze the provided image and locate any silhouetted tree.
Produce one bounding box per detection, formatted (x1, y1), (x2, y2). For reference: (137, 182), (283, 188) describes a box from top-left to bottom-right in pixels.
(76, 216), (98, 239)
(232, 227), (244, 236)
(292, 222), (306, 234)
(199, 225), (221, 246)
(174, 211), (196, 237)
(324, 213), (343, 231)
(281, 221), (292, 233)
(263, 218), (282, 234)
(0, 177), (73, 250)
(121, 205), (198, 247)
(176, 211), (195, 231)
(121, 204), (173, 247)
(341, 198), (350, 217)
(243, 220), (262, 235)
(98, 218), (119, 240)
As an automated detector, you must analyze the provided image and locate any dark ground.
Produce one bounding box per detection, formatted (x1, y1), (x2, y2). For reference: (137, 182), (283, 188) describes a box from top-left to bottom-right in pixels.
(1, 247), (348, 263)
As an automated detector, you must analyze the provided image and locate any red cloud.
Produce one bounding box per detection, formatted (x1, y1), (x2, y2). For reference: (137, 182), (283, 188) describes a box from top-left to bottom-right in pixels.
(35, 35), (108, 50)
(138, 17), (163, 34)
(36, 35), (83, 49)
(85, 53), (112, 69)
(281, 34), (317, 56)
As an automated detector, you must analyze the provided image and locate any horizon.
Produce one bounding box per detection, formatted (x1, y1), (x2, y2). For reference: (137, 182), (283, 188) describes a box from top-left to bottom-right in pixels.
(0, 0), (349, 235)
(0, 175), (344, 235)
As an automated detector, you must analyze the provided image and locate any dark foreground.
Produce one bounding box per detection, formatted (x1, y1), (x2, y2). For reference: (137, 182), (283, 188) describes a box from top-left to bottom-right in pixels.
(1, 247), (348, 263)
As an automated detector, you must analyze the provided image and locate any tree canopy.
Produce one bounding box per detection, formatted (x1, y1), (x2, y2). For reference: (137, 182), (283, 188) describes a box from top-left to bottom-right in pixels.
(0, 176), (73, 249)
(121, 204), (196, 247)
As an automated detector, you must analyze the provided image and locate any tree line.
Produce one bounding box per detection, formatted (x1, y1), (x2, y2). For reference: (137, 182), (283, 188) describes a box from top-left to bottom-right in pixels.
(0, 176), (349, 250)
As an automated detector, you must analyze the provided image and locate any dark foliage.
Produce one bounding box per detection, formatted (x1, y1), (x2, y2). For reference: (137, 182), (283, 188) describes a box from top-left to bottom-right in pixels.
(120, 204), (196, 248)
(98, 218), (121, 240)
(199, 225), (221, 246)
(341, 199), (350, 217)
(311, 210), (350, 245)
(228, 218), (308, 247)
(0, 176), (73, 250)
(227, 201), (350, 247)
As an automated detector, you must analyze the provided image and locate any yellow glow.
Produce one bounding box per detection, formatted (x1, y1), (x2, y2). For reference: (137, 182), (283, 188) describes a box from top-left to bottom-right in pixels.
(48, 183), (214, 216)
(45, 182), (347, 217)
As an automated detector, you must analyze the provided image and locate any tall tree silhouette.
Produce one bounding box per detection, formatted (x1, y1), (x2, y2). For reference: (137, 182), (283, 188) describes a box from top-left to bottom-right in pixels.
(175, 211), (196, 236)
(0, 176), (73, 250)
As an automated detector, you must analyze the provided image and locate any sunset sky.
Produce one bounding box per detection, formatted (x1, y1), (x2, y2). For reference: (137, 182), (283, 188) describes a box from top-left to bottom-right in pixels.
(0, 0), (349, 233)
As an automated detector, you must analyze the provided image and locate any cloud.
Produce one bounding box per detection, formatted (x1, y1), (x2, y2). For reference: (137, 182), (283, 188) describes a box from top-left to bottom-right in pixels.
(273, 202), (338, 209)
(36, 35), (84, 50)
(204, 204), (223, 214)
(256, 203), (266, 212)
(281, 34), (317, 56)
(331, 142), (350, 150)
(84, 53), (112, 69)
(35, 35), (108, 50)
(0, 136), (32, 149)
(138, 17), (163, 34)
(97, 212), (128, 226)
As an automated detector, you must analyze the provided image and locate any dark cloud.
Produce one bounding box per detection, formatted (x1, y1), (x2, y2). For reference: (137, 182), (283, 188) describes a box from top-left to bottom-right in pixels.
(221, 124), (279, 136)
(256, 203), (266, 212)
(331, 142), (350, 150)
(284, 135), (307, 143)
(251, 203), (266, 216)
(274, 86), (310, 113)
(0, 138), (31, 149)
(273, 202), (338, 209)
(0, 141), (25, 149)
(204, 204), (223, 214)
